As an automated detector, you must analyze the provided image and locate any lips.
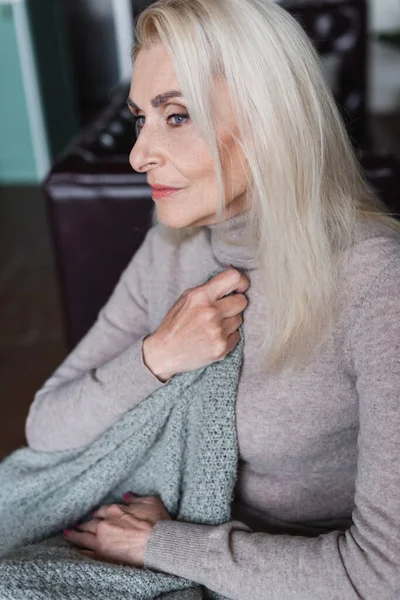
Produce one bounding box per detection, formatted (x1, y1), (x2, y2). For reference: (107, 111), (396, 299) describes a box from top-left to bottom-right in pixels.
(150, 184), (182, 191)
(149, 183), (184, 199)
(150, 186), (183, 199)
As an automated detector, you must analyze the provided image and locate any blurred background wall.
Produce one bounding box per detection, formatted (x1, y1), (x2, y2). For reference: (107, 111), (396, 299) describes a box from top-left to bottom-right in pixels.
(370, 0), (400, 113)
(0, 0), (399, 458)
(0, 0), (134, 183)
(0, 0), (136, 457)
(63, 0), (134, 124)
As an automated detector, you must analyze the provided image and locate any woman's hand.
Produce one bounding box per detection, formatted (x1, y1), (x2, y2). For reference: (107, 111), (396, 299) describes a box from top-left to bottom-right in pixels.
(63, 493), (172, 567)
(142, 267), (250, 382)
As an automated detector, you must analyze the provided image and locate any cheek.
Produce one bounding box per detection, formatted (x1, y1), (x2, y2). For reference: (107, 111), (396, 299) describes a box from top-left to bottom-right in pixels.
(161, 125), (214, 185)
(169, 134), (216, 185)
(220, 138), (249, 194)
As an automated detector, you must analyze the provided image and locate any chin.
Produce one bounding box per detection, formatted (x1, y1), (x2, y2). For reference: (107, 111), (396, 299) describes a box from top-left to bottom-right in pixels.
(155, 208), (207, 230)
(155, 212), (191, 229)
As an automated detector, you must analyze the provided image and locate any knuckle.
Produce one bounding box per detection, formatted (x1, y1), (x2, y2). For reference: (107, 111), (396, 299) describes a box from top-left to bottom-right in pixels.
(201, 306), (217, 322)
(234, 270), (243, 283)
(107, 504), (123, 516)
(185, 287), (200, 302)
(142, 496), (156, 504)
(229, 269), (241, 287)
(213, 338), (227, 359)
(207, 320), (222, 339)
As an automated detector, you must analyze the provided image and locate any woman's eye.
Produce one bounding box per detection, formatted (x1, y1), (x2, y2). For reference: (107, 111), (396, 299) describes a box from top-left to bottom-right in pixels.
(167, 113), (189, 126)
(132, 116), (144, 136)
(131, 113), (189, 137)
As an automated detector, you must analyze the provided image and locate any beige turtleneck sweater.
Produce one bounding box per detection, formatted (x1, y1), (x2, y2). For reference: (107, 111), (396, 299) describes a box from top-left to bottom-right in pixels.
(25, 210), (400, 599)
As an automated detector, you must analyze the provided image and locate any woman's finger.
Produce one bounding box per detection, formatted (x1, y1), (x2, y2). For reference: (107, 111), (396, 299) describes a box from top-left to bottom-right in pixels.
(122, 493), (158, 505)
(75, 518), (101, 535)
(121, 493), (137, 505)
(64, 528), (96, 550)
(121, 493), (153, 506)
(92, 504), (123, 519)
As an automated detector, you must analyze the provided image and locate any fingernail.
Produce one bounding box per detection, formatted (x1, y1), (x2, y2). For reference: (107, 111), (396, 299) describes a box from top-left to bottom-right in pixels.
(63, 529), (71, 536)
(123, 492), (134, 500)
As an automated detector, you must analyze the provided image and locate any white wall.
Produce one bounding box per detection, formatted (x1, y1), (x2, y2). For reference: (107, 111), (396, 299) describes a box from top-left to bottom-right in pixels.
(370, 0), (400, 32)
(111, 0), (134, 81)
(368, 0), (400, 113)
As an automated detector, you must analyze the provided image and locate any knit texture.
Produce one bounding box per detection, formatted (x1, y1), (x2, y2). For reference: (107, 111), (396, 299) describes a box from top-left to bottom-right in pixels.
(0, 269), (241, 600)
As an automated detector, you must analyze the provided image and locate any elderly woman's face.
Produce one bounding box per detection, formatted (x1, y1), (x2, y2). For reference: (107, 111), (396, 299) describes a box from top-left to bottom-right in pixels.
(128, 42), (250, 228)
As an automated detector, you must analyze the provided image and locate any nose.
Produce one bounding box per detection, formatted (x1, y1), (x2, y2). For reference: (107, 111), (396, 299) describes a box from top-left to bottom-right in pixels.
(129, 125), (164, 173)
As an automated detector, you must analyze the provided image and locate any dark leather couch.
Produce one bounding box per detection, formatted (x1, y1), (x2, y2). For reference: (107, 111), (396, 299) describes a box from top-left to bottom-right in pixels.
(44, 0), (400, 350)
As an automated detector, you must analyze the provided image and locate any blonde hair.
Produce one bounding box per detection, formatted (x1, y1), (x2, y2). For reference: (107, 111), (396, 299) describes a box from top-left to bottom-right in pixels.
(131, 0), (400, 373)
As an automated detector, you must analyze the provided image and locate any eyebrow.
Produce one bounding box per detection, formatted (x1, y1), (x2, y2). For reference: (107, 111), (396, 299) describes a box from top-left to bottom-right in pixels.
(127, 90), (183, 113)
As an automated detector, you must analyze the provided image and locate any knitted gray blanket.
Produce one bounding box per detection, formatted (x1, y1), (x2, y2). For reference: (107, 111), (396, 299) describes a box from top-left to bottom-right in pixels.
(0, 269), (243, 600)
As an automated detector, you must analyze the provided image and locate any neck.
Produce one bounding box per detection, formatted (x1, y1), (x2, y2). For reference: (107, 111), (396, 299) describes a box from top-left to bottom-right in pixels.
(205, 208), (261, 270)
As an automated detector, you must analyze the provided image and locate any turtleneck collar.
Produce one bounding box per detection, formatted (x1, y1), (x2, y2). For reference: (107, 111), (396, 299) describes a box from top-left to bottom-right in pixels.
(205, 208), (261, 271)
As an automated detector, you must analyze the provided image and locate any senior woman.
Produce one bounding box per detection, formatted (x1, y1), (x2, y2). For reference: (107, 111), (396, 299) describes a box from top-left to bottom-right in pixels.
(25, 0), (400, 598)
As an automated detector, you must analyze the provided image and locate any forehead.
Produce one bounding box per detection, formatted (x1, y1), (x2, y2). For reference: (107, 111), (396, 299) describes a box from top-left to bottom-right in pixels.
(129, 42), (237, 132)
(130, 43), (179, 97)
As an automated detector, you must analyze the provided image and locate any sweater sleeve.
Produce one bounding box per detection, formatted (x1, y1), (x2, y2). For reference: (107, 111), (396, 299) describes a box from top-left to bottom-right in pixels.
(25, 226), (169, 452)
(143, 256), (400, 600)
